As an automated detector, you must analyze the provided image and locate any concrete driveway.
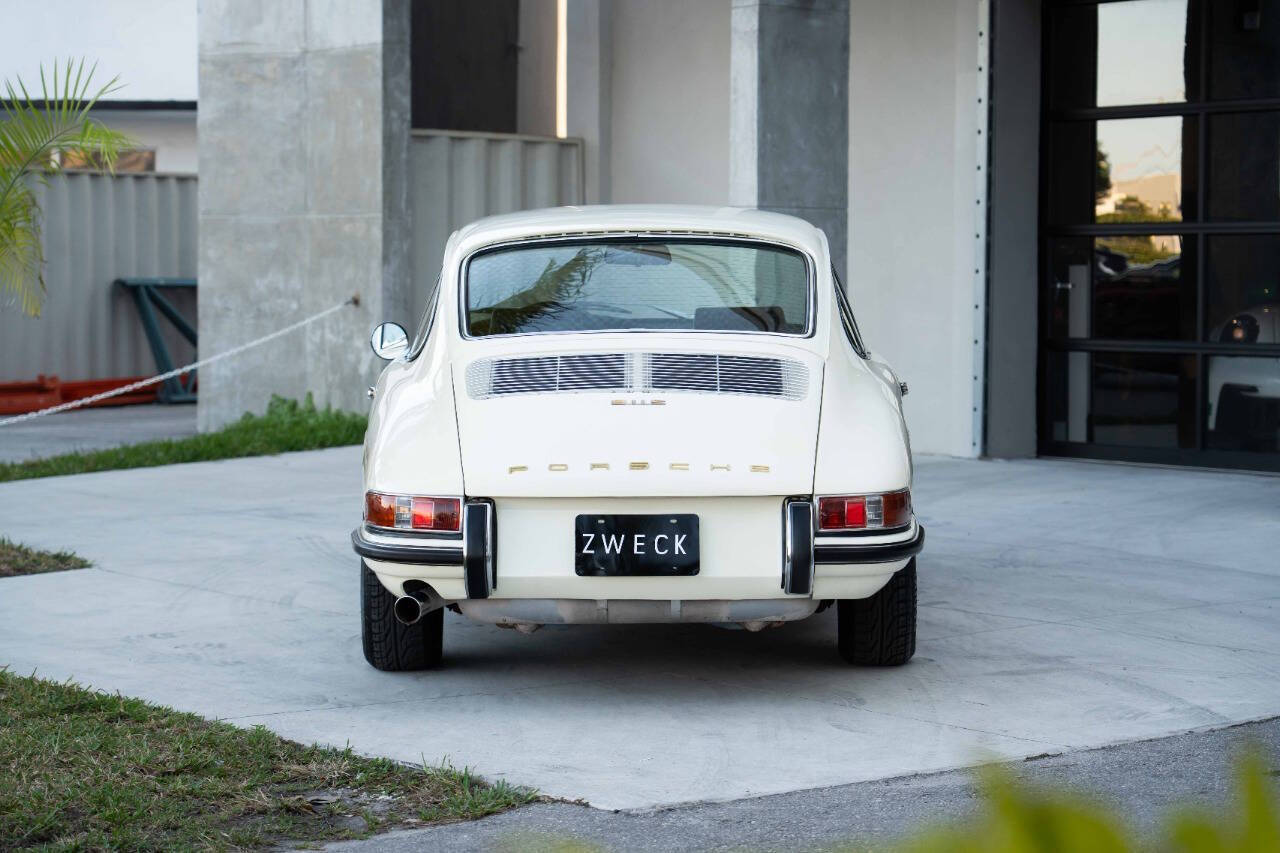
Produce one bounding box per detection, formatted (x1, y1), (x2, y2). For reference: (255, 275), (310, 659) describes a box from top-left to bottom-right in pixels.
(1, 448), (1277, 810)
(0, 404), (198, 463)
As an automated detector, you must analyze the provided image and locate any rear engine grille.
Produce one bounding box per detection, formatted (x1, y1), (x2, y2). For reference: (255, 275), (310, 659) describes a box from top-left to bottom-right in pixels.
(468, 353), (630, 398)
(467, 352), (808, 400)
(647, 353), (798, 398)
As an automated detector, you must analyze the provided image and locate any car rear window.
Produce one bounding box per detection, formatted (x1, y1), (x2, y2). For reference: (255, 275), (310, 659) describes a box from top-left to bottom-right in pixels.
(464, 239), (811, 337)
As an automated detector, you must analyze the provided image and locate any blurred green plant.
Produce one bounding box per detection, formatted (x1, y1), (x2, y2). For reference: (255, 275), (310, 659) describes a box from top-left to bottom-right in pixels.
(889, 753), (1278, 853)
(1, 59), (131, 316)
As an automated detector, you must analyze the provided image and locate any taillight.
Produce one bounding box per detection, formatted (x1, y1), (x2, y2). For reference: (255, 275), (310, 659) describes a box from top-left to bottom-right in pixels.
(817, 489), (911, 531)
(364, 492), (461, 532)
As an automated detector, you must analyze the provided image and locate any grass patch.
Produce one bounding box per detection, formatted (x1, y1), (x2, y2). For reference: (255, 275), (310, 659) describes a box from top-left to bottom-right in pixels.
(0, 395), (366, 483)
(0, 669), (537, 850)
(0, 538), (90, 578)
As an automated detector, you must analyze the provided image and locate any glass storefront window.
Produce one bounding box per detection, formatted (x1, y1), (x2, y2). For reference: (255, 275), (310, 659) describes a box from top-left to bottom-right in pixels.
(1207, 112), (1280, 221)
(1097, 0), (1190, 106)
(1095, 116), (1188, 222)
(1046, 351), (1197, 449)
(1046, 117), (1196, 225)
(1206, 355), (1280, 454)
(1050, 0), (1192, 109)
(1041, 1), (1280, 470)
(1047, 237), (1192, 342)
(1206, 236), (1280, 343)
(1208, 0), (1280, 101)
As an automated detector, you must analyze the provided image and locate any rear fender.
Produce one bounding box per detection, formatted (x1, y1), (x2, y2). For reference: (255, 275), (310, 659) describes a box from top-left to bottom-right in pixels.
(364, 329), (464, 496)
(814, 343), (912, 494)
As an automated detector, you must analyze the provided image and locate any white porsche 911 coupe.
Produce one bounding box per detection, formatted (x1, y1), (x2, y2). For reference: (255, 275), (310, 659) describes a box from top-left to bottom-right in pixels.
(353, 205), (923, 671)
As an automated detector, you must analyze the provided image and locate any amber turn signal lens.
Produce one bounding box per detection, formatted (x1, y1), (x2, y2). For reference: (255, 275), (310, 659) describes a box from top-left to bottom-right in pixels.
(364, 491), (397, 528)
(364, 492), (461, 532)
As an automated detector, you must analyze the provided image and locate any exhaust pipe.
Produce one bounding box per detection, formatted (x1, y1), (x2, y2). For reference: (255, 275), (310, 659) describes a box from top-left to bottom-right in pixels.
(392, 585), (445, 626)
(393, 594), (425, 626)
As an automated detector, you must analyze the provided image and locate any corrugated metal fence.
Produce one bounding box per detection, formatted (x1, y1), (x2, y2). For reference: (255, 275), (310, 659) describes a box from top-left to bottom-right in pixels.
(409, 129), (584, 320)
(0, 171), (198, 383)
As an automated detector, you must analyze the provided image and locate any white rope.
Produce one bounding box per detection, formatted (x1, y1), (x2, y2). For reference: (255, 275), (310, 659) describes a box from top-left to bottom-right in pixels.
(0, 296), (359, 427)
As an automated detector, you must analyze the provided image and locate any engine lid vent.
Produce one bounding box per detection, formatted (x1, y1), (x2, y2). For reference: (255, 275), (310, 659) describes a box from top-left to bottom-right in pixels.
(646, 353), (803, 399)
(467, 352), (808, 400)
(468, 353), (630, 398)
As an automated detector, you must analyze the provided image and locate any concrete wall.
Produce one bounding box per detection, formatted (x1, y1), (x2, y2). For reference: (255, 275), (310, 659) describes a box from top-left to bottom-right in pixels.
(91, 110), (198, 174)
(847, 0), (988, 458)
(517, 0), (558, 138)
(565, 0), (614, 203)
(731, 0), (849, 280)
(0, 173), (197, 382)
(609, 0), (731, 205)
(985, 0), (1040, 458)
(197, 0), (411, 430)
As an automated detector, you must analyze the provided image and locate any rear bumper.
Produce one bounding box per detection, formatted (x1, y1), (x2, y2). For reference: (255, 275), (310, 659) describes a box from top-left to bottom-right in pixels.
(353, 498), (923, 603)
(814, 525), (925, 564)
(351, 528), (463, 565)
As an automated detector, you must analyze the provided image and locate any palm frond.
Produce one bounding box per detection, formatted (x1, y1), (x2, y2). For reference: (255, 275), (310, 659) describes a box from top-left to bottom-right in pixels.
(0, 58), (133, 316)
(0, 184), (43, 315)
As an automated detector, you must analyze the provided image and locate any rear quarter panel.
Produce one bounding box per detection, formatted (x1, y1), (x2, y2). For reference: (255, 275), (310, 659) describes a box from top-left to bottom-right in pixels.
(813, 334), (913, 494)
(364, 327), (464, 496)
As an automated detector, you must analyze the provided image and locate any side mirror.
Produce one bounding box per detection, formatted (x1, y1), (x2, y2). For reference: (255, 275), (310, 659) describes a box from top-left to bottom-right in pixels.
(370, 322), (408, 360)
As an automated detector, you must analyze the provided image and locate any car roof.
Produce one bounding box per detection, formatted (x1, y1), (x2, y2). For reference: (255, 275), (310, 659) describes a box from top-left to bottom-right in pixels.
(450, 204), (829, 259)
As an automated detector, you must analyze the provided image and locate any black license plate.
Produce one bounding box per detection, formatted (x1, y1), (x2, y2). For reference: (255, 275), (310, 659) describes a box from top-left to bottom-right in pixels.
(574, 514), (700, 577)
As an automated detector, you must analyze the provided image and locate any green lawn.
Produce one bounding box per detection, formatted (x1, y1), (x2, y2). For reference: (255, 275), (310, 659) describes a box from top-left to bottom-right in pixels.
(0, 538), (90, 578)
(0, 670), (537, 850)
(0, 396), (366, 483)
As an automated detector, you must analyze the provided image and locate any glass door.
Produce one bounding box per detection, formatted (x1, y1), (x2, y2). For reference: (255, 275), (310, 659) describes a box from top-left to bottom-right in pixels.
(1040, 0), (1280, 471)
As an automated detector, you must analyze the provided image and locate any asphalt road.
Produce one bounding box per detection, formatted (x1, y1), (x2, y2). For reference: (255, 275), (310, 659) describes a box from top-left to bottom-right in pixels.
(324, 716), (1280, 852)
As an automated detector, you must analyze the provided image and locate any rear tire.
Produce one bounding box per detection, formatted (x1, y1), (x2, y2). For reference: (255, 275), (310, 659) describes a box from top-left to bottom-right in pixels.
(361, 561), (443, 671)
(837, 558), (916, 666)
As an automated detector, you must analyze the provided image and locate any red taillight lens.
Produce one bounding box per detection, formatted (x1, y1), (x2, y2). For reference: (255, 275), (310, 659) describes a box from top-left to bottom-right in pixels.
(881, 490), (911, 528)
(817, 489), (911, 531)
(365, 492), (461, 532)
(818, 497), (845, 530)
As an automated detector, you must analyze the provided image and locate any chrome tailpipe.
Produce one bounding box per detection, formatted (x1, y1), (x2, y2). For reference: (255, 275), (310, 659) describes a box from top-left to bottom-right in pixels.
(393, 595), (424, 625)
(392, 586), (444, 626)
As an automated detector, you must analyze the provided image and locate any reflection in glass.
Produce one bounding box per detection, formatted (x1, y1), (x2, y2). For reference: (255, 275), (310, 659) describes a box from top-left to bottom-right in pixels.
(1047, 237), (1192, 341)
(465, 240), (810, 337)
(1097, 0), (1189, 106)
(1209, 0), (1280, 101)
(1207, 112), (1280, 221)
(1047, 351), (1196, 448)
(1049, 0), (1191, 109)
(1207, 356), (1280, 453)
(1206, 236), (1280, 342)
(1095, 117), (1186, 221)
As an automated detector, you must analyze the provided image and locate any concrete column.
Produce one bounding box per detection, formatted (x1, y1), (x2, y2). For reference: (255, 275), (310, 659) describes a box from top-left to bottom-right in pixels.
(197, 0), (411, 430)
(730, 0), (849, 280)
(985, 0), (1040, 457)
(518, 0), (559, 137)
(565, 0), (612, 203)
